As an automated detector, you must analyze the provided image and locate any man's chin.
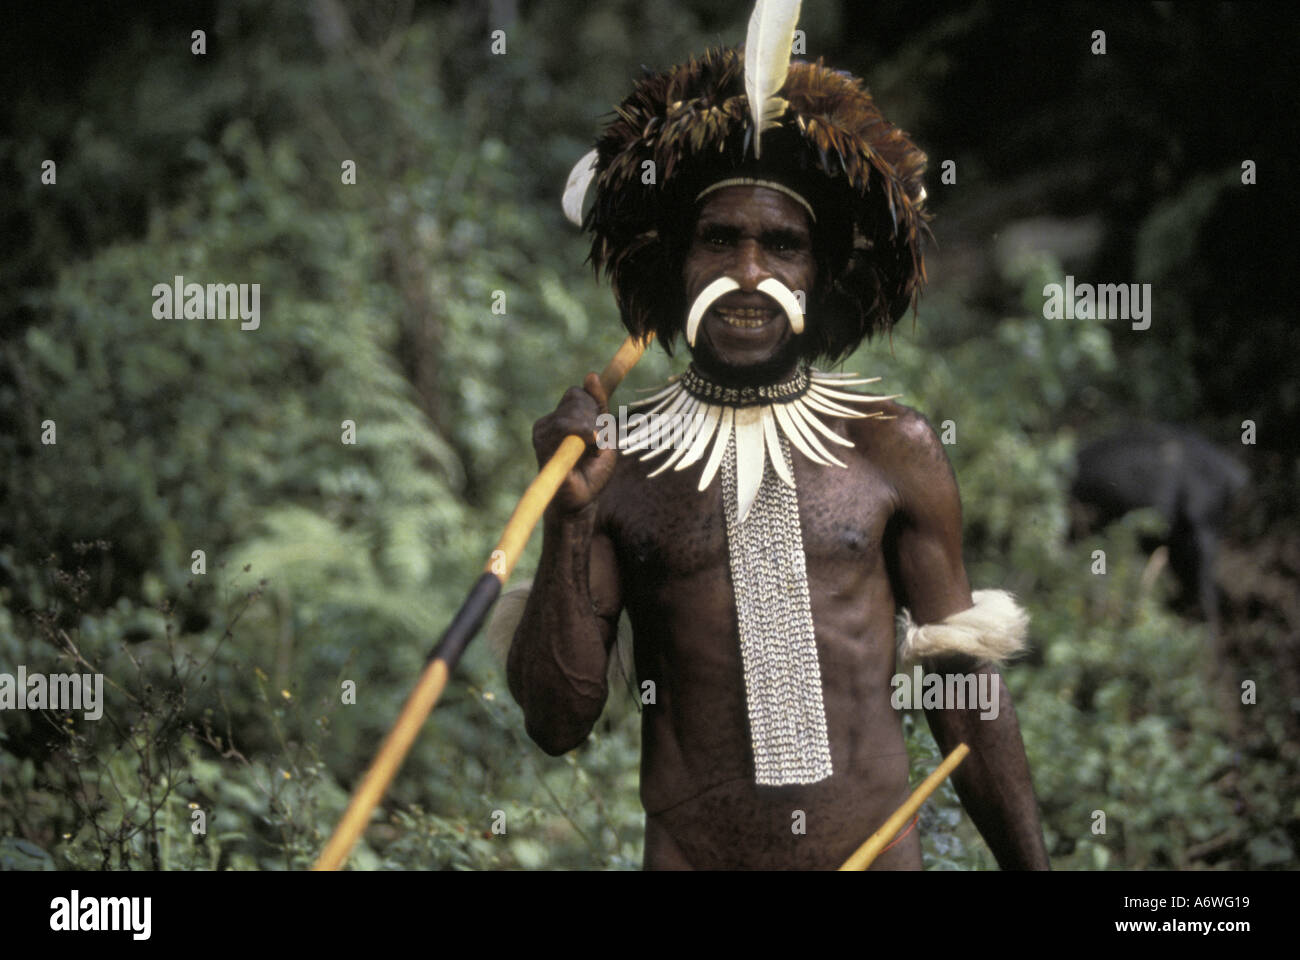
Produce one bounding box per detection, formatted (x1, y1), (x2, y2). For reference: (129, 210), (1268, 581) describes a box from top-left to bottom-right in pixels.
(688, 331), (803, 387)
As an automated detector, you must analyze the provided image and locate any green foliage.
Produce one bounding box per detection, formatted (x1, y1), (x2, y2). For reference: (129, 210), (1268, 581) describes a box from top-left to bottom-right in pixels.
(0, 0), (650, 872)
(860, 258), (1295, 870)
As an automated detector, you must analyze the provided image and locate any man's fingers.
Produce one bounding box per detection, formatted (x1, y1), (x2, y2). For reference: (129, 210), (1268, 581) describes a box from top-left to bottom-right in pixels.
(583, 372), (610, 416)
(534, 379), (618, 512)
(581, 443), (618, 492)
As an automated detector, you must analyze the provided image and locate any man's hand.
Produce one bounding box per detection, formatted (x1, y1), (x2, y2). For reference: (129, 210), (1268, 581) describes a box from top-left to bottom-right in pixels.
(511, 376), (624, 757)
(532, 372), (618, 514)
(923, 659), (1052, 870)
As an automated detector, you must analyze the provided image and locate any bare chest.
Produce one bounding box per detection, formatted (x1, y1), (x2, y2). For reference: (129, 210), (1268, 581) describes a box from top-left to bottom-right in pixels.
(603, 442), (895, 585)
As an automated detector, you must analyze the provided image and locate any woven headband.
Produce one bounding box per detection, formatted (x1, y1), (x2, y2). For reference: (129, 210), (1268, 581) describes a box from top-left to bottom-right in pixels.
(696, 178), (817, 223)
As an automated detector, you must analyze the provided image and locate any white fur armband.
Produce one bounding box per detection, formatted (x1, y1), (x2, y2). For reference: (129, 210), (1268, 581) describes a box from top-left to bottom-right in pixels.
(897, 589), (1030, 666)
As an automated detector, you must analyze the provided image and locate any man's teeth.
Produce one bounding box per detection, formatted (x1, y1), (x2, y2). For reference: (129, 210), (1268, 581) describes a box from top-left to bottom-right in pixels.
(715, 307), (773, 328)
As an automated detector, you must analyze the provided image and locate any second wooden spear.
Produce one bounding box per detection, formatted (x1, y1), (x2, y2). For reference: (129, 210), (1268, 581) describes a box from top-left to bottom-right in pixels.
(839, 742), (971, 870)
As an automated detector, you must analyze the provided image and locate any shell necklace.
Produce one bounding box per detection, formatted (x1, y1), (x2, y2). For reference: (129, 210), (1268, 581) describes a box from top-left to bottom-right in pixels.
(620, 364), (896, 523)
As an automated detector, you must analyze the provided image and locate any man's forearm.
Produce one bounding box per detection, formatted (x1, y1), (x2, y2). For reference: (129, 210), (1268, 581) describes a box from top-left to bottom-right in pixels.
(924, 662), (1051, 870)
(506, 505), (611, 755)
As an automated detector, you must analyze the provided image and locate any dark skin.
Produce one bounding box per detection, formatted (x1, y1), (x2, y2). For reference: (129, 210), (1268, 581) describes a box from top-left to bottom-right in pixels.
(508, 186), (1051, 870)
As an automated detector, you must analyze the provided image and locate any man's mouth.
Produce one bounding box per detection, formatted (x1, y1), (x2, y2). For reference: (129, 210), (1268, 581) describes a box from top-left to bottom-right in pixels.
(712, 305), (778, 329)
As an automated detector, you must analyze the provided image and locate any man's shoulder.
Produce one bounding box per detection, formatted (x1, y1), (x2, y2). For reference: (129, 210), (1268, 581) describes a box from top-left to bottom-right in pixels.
(846, 397), (962, 525)
(847, 398), (949, 472)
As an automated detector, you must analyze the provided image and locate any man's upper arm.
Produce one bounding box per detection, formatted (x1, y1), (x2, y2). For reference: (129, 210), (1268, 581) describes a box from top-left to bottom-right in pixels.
(507, 506), (625, 756)
(885, 410), (973, 625)
(588, 517), (623, 646)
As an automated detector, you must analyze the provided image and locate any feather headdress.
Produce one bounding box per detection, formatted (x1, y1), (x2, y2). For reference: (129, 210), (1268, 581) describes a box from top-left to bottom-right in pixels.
(562, 25), (929, 363)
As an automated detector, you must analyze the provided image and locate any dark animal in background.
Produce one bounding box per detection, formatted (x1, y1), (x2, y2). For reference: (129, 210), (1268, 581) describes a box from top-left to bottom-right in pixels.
(1070, 423), (1248, 637)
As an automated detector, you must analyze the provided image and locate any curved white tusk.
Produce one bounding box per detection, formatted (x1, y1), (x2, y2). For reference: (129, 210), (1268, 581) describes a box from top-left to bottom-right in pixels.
(686, 276), (741, 347)
(757, 277), (804, 334)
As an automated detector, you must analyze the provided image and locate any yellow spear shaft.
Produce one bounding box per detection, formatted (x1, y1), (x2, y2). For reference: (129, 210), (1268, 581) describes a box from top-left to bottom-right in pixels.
(314, 333), (652, 871)
(839, 742), (970, 871)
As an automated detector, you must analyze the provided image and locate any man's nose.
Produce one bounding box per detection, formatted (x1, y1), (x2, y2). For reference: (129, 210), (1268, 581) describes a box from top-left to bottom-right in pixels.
(731, 240), (769, 291)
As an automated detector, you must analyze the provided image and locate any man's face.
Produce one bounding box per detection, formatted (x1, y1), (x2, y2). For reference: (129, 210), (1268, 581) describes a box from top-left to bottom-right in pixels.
(682, 185), (817, 375)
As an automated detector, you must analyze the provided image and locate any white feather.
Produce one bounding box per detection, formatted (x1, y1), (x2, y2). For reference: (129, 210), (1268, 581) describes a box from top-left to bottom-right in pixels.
(562, 149), (598, 226)
(744, 0), (803, 158)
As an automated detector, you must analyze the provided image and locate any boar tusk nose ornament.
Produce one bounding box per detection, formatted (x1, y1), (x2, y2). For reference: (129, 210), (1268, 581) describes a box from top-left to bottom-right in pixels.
(757, 277), (803, 334)
(686, 277), (741, 347)
(685, 276), (806, 348)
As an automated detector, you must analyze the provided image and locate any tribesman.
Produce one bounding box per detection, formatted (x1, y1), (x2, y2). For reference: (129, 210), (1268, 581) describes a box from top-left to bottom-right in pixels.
(507, 2), (1051, 870)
